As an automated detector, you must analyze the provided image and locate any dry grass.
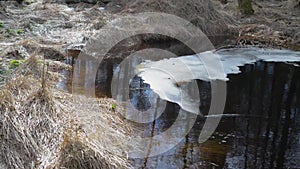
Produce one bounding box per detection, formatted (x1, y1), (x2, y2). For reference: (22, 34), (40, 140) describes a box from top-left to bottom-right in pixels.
(106, 0), (236, 36)
(0, 55), (133, 169)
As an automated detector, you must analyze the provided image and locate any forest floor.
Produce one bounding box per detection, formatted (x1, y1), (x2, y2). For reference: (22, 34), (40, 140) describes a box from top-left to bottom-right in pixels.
(0, 0), (299, 72)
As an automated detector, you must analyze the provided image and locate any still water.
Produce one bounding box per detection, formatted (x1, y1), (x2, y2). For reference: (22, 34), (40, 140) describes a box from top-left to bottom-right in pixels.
(60, 49), (300, 169)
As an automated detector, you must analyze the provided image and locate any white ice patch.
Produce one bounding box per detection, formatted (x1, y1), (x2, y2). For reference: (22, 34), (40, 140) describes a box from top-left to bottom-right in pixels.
(217, 47), (300, 75)
(135, 47), (300, 113)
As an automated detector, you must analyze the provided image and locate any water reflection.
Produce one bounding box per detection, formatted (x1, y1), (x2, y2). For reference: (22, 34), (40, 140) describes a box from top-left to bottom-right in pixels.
(62, 53), (300, 168)
(136, 61), (300, 169)
(221, 61), (300, 169)
(129, 76), (152, 111)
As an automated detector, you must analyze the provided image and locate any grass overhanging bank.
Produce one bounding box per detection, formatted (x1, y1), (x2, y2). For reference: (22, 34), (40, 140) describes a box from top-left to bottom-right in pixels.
(0, 55), (134, 169)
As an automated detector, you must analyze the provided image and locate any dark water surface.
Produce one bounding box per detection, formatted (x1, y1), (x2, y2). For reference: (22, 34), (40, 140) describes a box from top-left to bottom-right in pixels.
(129, 61), (300, 169)
(60, 52), (300, 169)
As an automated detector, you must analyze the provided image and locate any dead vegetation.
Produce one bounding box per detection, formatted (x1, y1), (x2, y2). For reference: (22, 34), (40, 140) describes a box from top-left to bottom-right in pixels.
(0, 54), (134, 169)
(212, 0), (300, 49)
(106, 0), (236, 36)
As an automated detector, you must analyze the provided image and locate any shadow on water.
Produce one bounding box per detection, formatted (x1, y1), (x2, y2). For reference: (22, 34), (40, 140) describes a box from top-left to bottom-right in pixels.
(60, 53), (300, 168)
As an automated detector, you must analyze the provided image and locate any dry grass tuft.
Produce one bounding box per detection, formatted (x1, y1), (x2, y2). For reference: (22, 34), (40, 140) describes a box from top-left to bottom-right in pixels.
(0, 56), (133, 169)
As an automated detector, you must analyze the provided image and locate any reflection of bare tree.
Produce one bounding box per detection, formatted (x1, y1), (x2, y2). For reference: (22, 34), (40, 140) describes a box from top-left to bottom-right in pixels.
(276, 67), (296, 168)
(225, 62), (300, 168)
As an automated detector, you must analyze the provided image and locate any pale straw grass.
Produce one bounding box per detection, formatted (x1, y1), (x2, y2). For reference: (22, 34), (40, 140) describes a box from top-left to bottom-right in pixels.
(0, 54), (133, 169)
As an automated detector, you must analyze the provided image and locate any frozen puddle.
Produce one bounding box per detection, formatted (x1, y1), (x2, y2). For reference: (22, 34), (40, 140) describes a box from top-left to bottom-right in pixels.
(135, 47), (300, 113)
